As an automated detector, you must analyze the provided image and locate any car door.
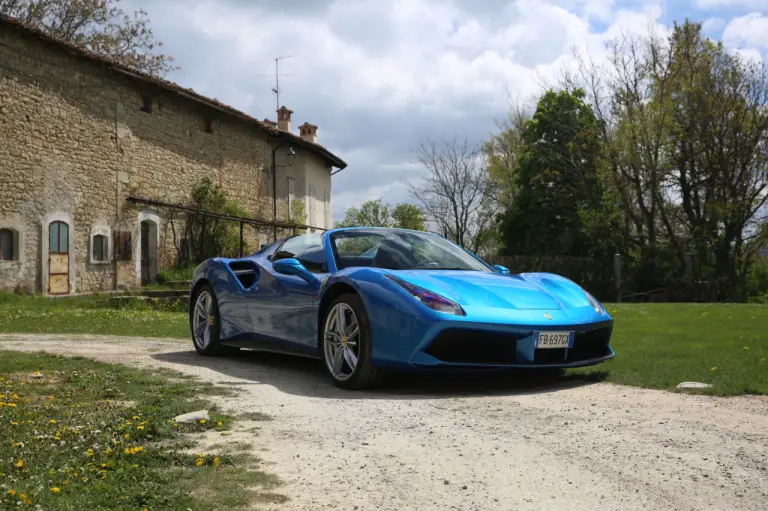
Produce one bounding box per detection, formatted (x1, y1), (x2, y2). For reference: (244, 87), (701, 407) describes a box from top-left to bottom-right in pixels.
(255, 234), (326, 350)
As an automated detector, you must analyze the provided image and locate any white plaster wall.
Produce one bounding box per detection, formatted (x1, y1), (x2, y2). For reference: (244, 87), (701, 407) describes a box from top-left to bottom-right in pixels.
(303, 153), (332, 230)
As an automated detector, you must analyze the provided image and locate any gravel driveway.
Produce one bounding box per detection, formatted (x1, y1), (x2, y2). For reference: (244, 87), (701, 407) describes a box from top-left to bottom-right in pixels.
(2, 334), (767, 511)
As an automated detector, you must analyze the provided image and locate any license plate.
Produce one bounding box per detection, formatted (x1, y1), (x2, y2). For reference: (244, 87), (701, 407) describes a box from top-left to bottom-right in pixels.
(534, 331), (573, 349)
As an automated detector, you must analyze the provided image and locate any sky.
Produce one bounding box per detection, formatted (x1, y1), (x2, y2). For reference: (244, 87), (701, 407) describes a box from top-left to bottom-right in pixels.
(123, 0), (768, 223)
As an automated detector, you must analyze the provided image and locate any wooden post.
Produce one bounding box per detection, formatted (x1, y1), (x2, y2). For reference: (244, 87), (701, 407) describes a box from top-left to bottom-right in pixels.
(613, 253), (622, 303)
(200, 215), (206, 260)
(239, 221), (244, 257)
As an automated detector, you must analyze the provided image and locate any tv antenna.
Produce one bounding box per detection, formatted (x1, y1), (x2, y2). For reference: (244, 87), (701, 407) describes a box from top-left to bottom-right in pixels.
(257, 55), (292, 111)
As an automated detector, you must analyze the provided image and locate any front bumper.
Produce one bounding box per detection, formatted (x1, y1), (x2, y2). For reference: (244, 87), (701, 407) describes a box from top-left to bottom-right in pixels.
(408, 320), (614, 369)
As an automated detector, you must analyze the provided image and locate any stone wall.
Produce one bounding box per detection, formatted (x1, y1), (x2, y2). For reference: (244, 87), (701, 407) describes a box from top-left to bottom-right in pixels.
(0, 25), (271, 293)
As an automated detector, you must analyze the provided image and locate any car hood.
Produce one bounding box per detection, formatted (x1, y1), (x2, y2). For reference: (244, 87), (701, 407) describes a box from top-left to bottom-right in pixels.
(386, 270), (595, 311)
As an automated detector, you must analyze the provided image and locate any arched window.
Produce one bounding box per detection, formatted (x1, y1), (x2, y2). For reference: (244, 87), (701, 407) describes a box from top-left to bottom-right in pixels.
(93, 234), (107, 262)
(49, 221), (69, 254)
(0, 228), (16, 261)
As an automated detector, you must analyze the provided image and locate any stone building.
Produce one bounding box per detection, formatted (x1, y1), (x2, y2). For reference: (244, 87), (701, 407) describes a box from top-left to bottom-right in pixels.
(0, 15), (346, 294)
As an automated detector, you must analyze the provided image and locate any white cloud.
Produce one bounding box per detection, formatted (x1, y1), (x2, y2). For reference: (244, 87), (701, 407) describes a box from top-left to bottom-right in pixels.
(723, 13), (768, 51)
(702, 17), (727, 33)
(131, 0), (671, 214)
(695, 0), (768, 9)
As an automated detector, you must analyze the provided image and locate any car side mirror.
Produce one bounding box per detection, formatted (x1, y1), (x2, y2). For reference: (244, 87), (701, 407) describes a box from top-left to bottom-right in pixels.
(493, 264), (510, 275)
(273, 258), (319, 285)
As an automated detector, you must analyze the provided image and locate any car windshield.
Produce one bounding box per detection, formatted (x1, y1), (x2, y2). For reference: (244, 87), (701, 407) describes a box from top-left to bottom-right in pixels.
(330, 229), (492, 272)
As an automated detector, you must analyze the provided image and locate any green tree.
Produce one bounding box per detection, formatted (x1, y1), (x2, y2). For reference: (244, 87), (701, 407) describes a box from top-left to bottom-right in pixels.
(499, 88), (606, 257)
(184, 177), (250, 261)
(392, 203), (426, 231)
(565, 19), (768, 300)
(0, 0), (177, 76)
(335, 198), (394, 228)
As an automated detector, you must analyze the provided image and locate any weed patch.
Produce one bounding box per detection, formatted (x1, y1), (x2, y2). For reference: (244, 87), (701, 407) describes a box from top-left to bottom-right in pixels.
(0, 351), (284, 509)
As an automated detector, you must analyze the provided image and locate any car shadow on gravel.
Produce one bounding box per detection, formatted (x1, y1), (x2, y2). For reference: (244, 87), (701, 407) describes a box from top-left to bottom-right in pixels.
(152, 349), (609, 400)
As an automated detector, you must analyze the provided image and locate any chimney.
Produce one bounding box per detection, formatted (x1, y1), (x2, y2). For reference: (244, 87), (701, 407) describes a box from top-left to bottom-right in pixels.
(262, 118), (277, 128)
(299, 122), (318, 144)
(276, 106), (293, 132)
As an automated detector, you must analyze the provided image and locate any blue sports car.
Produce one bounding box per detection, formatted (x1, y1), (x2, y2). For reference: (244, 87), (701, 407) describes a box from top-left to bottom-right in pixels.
(189, 227), (614, 389)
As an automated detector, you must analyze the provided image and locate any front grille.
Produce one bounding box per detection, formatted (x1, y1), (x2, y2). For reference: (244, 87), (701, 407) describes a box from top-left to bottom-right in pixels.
(424, 324), (613, 365)
(424, 329), (526, 364)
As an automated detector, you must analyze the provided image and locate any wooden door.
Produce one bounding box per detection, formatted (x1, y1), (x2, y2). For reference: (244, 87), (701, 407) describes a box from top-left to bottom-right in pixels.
(49, 221), (69, 295)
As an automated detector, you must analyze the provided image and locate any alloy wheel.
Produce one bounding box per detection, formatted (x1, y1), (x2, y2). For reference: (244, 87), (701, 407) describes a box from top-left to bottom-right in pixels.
(192, 290), (214, 350)
(323, 302), (361, 381)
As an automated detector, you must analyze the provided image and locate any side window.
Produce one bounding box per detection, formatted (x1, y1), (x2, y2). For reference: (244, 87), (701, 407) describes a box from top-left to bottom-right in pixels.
(273, 234), (327, 273)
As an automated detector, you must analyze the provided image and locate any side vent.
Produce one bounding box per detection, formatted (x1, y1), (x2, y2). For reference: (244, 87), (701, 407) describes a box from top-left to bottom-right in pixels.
(227, 260), (259, 289)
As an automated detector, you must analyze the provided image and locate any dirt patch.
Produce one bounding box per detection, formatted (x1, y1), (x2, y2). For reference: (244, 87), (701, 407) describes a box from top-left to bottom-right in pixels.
(2, 333), (767, 511)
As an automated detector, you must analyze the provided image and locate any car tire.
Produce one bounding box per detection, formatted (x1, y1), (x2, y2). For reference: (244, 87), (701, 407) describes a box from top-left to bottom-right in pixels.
(190, 283), (239, 356)
(321, 293), (383, 390)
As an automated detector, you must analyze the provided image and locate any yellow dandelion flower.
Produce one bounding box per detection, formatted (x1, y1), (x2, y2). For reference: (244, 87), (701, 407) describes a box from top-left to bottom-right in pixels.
(6, 403), (16, 407)
(195, 458), (204, 467)
(49, 419), (56, 424)
(86, 449), (94, 457)
(137, 425), (144, 431)
(217, 421), (223, 427)
(199, 419), (207, 424)
(11, 421), (18, 426)
(213, 457), (221, 468)
(49, 396), (54, 400)
(50, 487), (61, 494)
(7, 489), (15, 496)
(743, 346), (749, 351)
(15, 459), (23, 468)
(124, 434), (130, 439)
(34, 371), (41, 375)
(132, 415), (140, 420)
(710, 367), (718, 371)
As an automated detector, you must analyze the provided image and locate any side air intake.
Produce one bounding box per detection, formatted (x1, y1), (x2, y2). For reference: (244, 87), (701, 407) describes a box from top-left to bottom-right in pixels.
(227, 260), (259, 289)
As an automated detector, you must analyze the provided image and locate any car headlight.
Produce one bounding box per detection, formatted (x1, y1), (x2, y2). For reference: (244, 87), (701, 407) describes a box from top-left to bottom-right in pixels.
(384, 274), (466, 316)
(584, 290), (605, 314)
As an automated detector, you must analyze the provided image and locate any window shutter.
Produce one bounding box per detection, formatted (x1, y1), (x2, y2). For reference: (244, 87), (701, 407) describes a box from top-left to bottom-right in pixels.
(324, 191), (331, 229)
(125, 232), (132, 260)
(287, 178), (295, 220)
(309, 187), (316, 229)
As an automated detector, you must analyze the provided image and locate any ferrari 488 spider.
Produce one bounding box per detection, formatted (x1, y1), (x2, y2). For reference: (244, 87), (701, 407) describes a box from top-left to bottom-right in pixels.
(189, 227), (614, 389)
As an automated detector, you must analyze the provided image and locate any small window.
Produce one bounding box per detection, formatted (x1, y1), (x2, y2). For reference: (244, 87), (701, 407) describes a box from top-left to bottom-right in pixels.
(93, 234), (107, 262)
(140, 95), (152, 113)
(202, 118), (213, 133)
(114, 231), (133, 261)
(49, 221), (69, 254)
(0, 228), (15, 261)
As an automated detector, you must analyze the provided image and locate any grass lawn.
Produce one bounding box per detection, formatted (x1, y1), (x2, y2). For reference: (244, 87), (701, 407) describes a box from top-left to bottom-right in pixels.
(0, 293), (188, 339)
(1, 293), (766, 396)
(570, 302), (768, 396)
(0, 350), (284, 510)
